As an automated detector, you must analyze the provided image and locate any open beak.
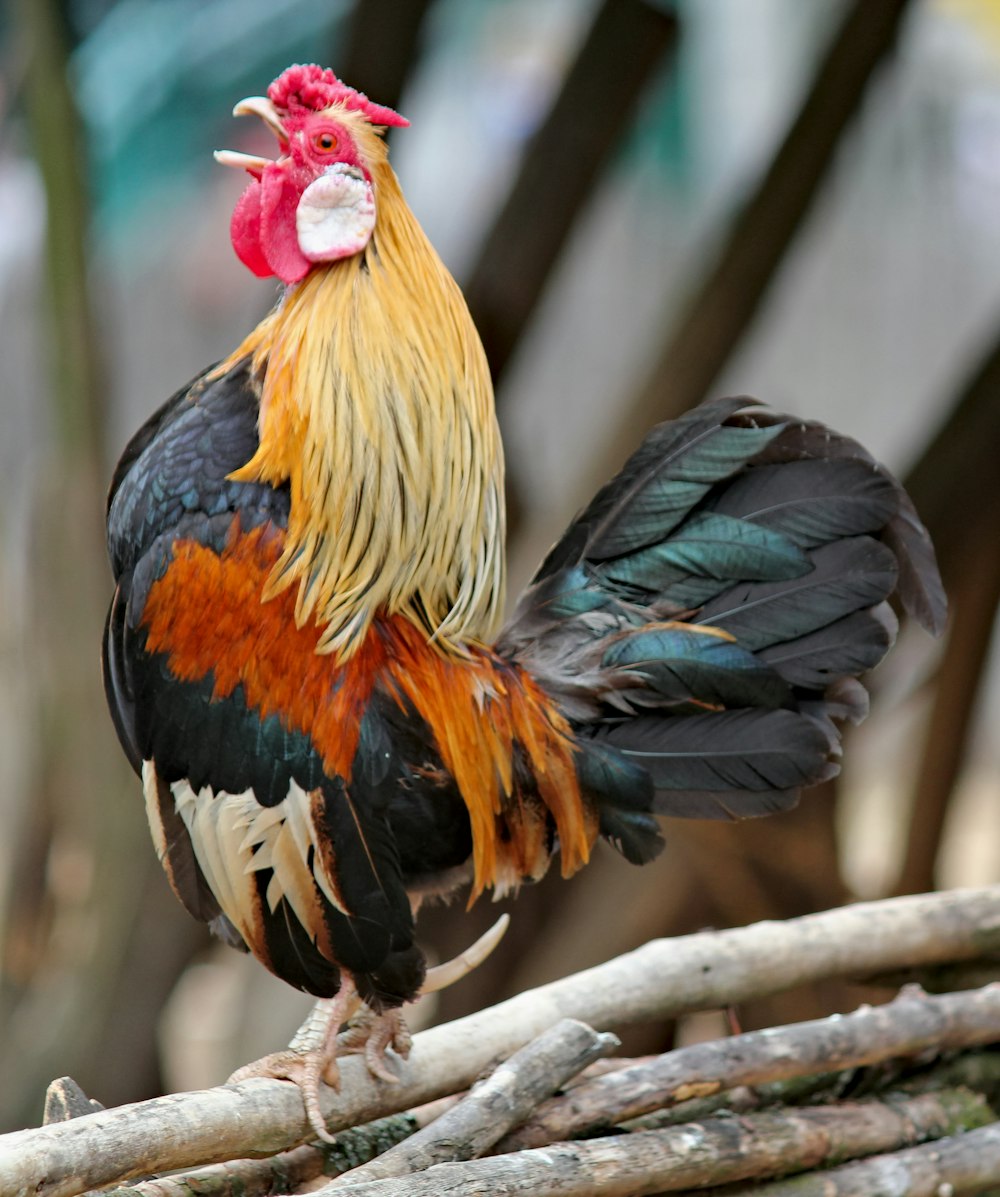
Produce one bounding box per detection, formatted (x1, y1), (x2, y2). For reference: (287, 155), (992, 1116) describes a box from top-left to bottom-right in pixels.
(214, 96), (288, 176)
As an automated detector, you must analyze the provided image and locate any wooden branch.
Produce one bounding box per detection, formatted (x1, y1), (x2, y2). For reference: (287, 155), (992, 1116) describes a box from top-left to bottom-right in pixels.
(709, 1122), (1000, 1196)
(499, 983), (1000, 1149)
(100, 1114), (424, 1197)
(6, 886), (1000, 1197)
(616, 1043), (1000, 1151)
(334, 1019), (617, 1185)
(310, 1090), (997, 1196)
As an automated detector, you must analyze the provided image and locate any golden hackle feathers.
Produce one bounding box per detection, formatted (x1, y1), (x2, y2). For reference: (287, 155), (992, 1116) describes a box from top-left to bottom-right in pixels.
(219, 108), (505, 659)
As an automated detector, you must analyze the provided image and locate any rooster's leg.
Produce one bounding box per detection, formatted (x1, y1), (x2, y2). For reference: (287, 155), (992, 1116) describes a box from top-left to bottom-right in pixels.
(228, 981), (367, 1142)
(337, 1005), (412, 1081)
(227, 916), (510, 1142)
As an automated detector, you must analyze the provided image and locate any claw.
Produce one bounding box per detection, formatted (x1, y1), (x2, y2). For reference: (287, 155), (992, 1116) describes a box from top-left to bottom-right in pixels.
(226, 917), (510, 1144)
(228, 983), (362, 1144)
(421, 914), (510, 994)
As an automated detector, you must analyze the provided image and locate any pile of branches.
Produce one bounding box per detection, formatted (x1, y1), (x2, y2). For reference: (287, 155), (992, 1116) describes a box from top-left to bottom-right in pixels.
(6, 888), (1000, 1196)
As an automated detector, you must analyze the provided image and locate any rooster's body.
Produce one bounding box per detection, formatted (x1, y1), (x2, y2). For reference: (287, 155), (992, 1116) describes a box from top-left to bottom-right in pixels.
(104, 65), (945, 1134)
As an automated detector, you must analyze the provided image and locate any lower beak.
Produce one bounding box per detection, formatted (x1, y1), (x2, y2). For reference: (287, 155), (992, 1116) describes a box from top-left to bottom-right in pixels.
(214, 150), (272, 174)
(215, 96), (288, 175)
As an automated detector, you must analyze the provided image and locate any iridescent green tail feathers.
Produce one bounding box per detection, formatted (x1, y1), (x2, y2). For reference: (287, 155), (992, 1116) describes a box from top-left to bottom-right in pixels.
(499, 396), (945, 861)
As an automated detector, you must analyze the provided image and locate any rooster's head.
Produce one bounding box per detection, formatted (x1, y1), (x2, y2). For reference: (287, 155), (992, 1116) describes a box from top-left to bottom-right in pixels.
(216, 64), (409, 284)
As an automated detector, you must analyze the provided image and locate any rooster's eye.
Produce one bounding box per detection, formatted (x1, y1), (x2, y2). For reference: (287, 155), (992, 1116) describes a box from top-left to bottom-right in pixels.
(312, 131), (339, 153)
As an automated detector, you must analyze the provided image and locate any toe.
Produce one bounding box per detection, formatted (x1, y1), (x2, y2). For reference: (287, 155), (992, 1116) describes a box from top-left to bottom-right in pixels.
(227, 1051), (307, 1086)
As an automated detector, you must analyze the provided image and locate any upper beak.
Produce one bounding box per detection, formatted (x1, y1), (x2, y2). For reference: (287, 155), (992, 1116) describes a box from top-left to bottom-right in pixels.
(214, 96), (288, 175)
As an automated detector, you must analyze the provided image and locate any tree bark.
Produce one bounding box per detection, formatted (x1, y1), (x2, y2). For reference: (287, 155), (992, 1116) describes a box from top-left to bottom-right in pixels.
(338, 0), (433, 124)
(500, 983), (1000, 1150)
(707, 1122), (1000, 1196)
(315, 1091), (995, 1197)
(335, 1020), (616, 1184)
(5, 887), (1000, 1197)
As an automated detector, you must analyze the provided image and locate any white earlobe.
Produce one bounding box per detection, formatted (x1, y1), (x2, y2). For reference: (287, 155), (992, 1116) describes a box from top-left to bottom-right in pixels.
(297, 164), (376, 262)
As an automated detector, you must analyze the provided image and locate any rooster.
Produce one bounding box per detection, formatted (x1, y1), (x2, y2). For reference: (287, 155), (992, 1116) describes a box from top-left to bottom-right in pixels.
(104, 64), (945, 1140)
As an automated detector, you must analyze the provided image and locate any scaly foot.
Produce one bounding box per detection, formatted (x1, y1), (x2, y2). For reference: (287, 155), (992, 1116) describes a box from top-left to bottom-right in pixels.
(228, 982), (363, 1142)
(227, 915), (510, 1142)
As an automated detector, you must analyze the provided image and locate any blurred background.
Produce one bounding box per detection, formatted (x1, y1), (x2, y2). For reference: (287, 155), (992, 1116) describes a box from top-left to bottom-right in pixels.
(1, 0), (999, 1132)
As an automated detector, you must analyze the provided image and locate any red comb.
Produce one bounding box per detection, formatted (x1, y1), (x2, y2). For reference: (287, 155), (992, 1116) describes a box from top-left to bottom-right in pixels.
(267, 64), (409, 128)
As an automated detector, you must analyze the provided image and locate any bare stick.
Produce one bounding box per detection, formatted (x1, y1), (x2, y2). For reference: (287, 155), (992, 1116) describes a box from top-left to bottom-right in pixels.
(6, 887), (1000, 1197)
(332, 1020), (618, 1186)
(626, 1048), (1000, 1134)
(711, 1122), (1000, 1196)
(103, 1099), (467, 1197)
(99, 1113), (425, 1197)
(500, 982), (1000, 1149)
(315, 1090), (996, 1196)
(42, 1078), (103, 1125)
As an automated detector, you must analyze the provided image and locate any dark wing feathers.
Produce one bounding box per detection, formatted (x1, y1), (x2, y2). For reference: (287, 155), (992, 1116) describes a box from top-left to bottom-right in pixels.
(759, 604), (898, 688)
(106, 361), (289, 581)
(601, 626), (791, 709)
(105, 361), (424, 1004)
(502, 395), (944, 856)
(705, 458), (899, 546)
(695, 536), (899, 651)
(596, 709), (836, 818)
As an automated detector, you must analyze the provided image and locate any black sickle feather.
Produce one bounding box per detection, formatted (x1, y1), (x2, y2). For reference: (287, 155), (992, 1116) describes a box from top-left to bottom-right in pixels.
(148, 766), (225, 926)
(730, 412), (946, 633)
(597, 708), (837, 817)
(535, 397), (780, 578)
(102, 583), (142, 774)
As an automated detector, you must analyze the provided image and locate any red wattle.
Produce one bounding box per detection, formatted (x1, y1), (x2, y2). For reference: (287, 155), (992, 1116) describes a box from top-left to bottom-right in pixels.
(260, 164), (311, 284)
(230, 181), (272, 278)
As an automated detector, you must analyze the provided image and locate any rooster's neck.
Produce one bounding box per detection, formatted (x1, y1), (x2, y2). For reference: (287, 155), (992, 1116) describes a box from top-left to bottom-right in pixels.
(221, 161), (505, 659)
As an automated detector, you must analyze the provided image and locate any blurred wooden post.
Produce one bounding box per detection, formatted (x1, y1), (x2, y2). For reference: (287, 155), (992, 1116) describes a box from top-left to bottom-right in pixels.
(339, 0), (434, 123)
(588, 0), (915, 488)
(464, 0), (679, 389)
(893, 331), (1000, 896)
(901, 332), (1000, 584)
(16, 0), (105, 457)
(3, 0), (202, 1128)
